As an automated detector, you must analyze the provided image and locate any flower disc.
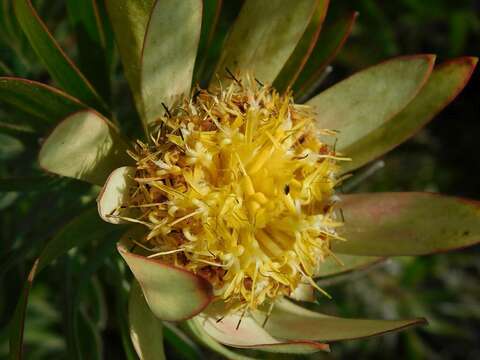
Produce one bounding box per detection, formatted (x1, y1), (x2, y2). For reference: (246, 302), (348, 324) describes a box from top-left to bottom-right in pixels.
(125, 75), (345, 312)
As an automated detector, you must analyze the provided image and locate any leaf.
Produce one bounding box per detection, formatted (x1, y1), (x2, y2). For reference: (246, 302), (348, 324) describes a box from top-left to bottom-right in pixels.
(0, 77), (87, 125)
(193, 305), (329, 354)
(333, 192), (480, 256)
(141, 0), (202, 129)
(105, 0), (155, 120)
(0, 133), (24, 160)
(38, 110), (133, 185)
(9, 208), (122, 360)
(193, 0), (223, 84)
(185, 319), (255, 360)
(66, 0), (111, 102)
(252, 298), (426, 342)
(315, 254), (384, 278)
(97, 166), (136, 224)
(163, 323), (203, 360)
(13, 0), (107, 113)
(118, 230), (213, 322)
(215, 0), (320, 84)
(129, 281), (166, 360)
(273, 0), (329, 93)
(294, 12), (358, 101)
(341, 57), (478, 173)
(307, 55), (435, 151)
(106, 0), (202, 132)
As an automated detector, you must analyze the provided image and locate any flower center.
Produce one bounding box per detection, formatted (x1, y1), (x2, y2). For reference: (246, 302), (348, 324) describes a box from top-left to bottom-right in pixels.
(127, 75), (346, 312)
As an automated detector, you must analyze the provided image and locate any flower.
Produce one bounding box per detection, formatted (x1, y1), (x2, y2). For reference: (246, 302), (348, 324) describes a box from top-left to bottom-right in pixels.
(122, 75), (346, 313)
(2, 0), (480, 358)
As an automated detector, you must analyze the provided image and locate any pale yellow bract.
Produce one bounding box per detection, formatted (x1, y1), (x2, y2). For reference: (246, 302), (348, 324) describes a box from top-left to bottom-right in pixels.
(125, 75), (347, 313)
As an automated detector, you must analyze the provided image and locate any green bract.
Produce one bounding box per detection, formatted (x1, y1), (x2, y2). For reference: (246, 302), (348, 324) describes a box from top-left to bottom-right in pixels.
(1, 0), (479, 359)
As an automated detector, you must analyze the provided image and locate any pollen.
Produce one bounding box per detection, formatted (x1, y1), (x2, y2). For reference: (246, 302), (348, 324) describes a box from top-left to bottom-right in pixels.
(125, 75), (346, 313)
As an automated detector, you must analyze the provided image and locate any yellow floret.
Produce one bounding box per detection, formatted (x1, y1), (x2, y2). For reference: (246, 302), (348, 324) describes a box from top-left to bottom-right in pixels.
(126, 75), (345, 312)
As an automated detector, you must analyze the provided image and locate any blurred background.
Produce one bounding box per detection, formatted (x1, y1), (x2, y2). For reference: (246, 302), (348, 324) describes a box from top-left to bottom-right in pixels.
(1, 0), (479, 359)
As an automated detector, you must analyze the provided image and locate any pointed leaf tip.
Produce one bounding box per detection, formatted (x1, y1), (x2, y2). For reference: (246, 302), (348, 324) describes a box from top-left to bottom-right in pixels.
(342, 56), (478, 172)
(118, 232), (213, 322)
(253, 299), (427, 342)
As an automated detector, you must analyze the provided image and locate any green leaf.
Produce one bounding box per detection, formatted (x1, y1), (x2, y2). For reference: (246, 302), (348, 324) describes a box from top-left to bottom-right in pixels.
(315, 254), (384, 278)
(66, 0), (111, 102)
(129, 281), (166, 360)
(163, 323), (203, 360)
(9, 208), (122, 360)
(273, 0), (329, 93)
(105, 0), (155, 123)
(185, 319), (255, 360)
(141, 0), (202, 129)
(193, 0), (223, 84)
(0, 133), (24, 160)
(0, 77), (87, 125)
(307, 55), (435, 151)
(341, 57), (478, 173)
(294, 12), (358, 101)
(106, 0), (202, 132)
(97, 166), (136, 224)
(333, 192), (480, 256)
(118, 229), (213, 322)
(38, 110), (133, 185)
(215, 0), (319, 84)
(13, 0), (108, 113)
(192, 305), (329, 354)
(252, 298), (426, 342)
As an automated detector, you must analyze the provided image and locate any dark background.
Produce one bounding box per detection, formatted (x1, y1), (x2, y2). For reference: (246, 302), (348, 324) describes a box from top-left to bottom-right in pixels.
(1, 0), (479, 359)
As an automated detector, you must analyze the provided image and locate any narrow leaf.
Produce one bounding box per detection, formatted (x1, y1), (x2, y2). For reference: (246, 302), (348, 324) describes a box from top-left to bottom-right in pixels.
(66, 0), (111, 102)
(13, 0), (107, 113)
(307, 55), (435, 151)
(129, 281), (166, 360)
(193, 0), (223, 84)
(334, 192), (480, 256)
(215, 0), (319, 84)
(9, 208), (122, 359)
(0, 77), (87, 125)
(293, 12), (358, 101)
(253, 298), (426, 342)
(342, 57), (478, 173)
(38, 110), (133, 185)
(194, 306), (329, 354)
(273, 0), (329, 93)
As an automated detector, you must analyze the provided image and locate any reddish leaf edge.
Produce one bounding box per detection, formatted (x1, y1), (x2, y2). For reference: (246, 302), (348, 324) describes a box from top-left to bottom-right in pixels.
(0, 76), (89, 108)
(295, 11), (358, 100)
(15, 0), (108, 112)
(338, 192), (480, 255)
(276, 0), (330, 92)
(117, 241), (214, 321)
(342, 56), (478, 174)
(37, 109), (131, 184)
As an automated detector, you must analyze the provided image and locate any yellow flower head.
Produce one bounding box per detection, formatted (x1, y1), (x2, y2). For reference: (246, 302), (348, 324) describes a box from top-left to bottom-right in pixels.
(126, 75), (345, 312)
